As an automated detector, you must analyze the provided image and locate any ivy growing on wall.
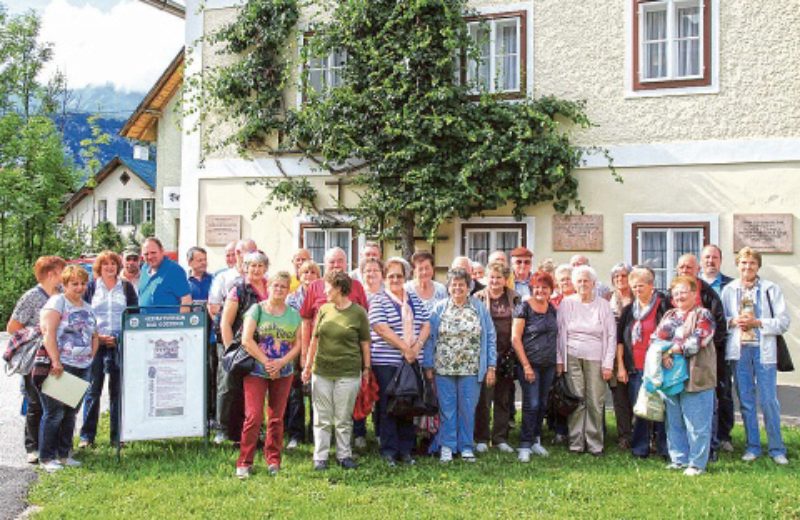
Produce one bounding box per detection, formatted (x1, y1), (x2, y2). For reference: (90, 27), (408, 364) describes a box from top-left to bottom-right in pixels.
(191, 0), (620, 258)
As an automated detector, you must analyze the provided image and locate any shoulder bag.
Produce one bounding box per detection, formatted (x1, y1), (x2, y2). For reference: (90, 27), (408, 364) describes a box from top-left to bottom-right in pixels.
(765, 289), (794, 372)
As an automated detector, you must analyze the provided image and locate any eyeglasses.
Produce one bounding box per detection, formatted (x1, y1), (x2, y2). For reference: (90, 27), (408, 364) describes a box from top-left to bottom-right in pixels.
(386, 273), (405, 279)
(514, 259), (532, 265)
(672, 289), (691, 296)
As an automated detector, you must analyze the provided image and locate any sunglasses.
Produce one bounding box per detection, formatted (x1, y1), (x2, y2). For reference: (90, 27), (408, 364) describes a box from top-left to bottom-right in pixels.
(514, 259), (532, 265)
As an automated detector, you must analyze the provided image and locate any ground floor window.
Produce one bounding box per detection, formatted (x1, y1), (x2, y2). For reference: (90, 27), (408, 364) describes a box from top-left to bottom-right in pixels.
(300, 225), (355, 271)
(632, 221), (710, 291)
(462, 223), (526, 265)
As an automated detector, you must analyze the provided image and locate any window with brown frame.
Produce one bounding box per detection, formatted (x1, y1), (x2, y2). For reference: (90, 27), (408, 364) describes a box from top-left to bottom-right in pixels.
(299, 224), (358, 271)
(632, 0), (712, 91)
(462, 223), (526, 265)
(631, 221), (710, 290)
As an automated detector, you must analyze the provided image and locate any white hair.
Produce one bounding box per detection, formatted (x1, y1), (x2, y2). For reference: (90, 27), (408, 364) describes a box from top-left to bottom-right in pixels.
(571, 264), (597, 285)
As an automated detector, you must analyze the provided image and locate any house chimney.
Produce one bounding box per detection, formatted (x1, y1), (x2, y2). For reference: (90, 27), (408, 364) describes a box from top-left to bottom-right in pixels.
(133, 144), (150, 161)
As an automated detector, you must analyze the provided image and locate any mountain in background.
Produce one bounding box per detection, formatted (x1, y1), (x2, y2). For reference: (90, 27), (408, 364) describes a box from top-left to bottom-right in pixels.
(55, 85), (153, 173)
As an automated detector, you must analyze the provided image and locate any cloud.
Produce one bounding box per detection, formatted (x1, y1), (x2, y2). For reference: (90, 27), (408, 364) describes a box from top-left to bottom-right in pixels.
(39, 0), (184, 92)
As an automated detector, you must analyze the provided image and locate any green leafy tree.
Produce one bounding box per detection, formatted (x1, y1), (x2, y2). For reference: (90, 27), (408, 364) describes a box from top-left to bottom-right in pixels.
(199, 0), (619, 258)
(93, 221), (124, 252)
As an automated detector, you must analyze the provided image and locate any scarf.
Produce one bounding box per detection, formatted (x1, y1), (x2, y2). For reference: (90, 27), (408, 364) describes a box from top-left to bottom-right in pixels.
(385, 289), (417, 345)
(631, 293), (659, 345)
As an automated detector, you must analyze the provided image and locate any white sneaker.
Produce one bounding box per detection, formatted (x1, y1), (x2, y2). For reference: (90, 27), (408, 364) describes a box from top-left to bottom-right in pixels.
(773, 455), (789, 465)
(214, 431), (228, 445)
(354, 436), (367, 449)
(496, 442), (514, 453)
(683, 467), (704, 477)
(518, 448), (531, 463)
(665, 462), (685, 470)
(286, 438), (299, 450)
(531, 443), (549, 457)
(40, 460), (63, 473)
(461, 449), (476, 462)
(26, 452), (39, 464)
(236, 466), (251, 480)
(440, 446), (453, 463)
(475, 442), (488, 453)
(59, 457), (82, 468)
(741, 452), (758, 462)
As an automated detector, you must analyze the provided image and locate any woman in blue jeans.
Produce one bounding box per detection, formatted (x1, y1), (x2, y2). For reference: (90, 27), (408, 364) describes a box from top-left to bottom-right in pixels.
(616, 266), (670, 459)
(721, 247), (790, 465)
(38, 265), (98, 472)
(423, 268), (496, 463)
(80, 251), (138, 447)
(511, 271), (557, 462)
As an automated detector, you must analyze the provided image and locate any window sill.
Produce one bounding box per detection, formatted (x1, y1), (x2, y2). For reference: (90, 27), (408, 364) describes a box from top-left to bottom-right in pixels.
(624, 83), (719, 99)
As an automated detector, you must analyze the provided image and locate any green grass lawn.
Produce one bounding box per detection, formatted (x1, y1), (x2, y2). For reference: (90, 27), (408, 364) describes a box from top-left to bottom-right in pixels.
(29, 417), (800, 519)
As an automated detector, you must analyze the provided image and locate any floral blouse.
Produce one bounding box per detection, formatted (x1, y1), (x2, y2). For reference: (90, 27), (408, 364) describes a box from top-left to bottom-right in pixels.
(653, 307), (715, 355)
(435, 301), (481, 376)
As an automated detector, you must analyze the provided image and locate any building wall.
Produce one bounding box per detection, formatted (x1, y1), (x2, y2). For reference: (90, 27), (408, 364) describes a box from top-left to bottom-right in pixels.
(156, 94), (183, 250)
(63, 165), (155, 241)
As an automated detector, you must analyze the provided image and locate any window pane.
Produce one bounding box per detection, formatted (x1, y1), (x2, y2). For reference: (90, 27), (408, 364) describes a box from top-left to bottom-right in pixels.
(467, 231), (490, 263)
(495, 231), (519, 258)
(643, 9), (667, 79)
(674, 230), (701, 259)
(305, 230), (326, 266)
(676, 6), (701, 77)
(467, 24), (490, 91)
(308, 69), (324, 93)
(640, 230), (667, 291)
(329, 229), (351, 266)
(495, 20), (518, 91)
(329, 49), (347, 88)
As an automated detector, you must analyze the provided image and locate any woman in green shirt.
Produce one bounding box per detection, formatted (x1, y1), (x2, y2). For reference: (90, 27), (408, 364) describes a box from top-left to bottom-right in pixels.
(302, 270), (371, 471)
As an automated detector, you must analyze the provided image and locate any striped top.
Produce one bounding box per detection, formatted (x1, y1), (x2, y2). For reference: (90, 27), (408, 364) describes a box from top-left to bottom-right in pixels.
(368, 290), (430, 366)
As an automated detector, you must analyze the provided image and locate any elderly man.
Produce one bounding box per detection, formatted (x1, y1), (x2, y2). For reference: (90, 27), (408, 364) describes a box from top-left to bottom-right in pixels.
(570, 254), (611, 300)
(119, 247), (142, 289)
(207, 239), (258, 320)
(451, 256), (485, 295)
(487, 250), (508, 267)
(217, 241), (237, 274)
(187, 246), (213, 303)
(698, 244), (735, 453)
(301, 247), (369, 448)
(676, 253), (730, 460)
(510, 247), (534, 297)
(290, 248), (312, 292)
(139, 237), (191, 313)
(350, 241), (382, 283)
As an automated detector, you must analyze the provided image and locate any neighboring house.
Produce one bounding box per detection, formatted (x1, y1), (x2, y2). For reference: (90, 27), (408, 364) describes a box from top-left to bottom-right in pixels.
(170, 0), (799, 382)
(120, 49), (184, 251)
(63, 155), (156, 237)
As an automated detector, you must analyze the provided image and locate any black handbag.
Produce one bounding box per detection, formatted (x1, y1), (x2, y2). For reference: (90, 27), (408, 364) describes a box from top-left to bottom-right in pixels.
(221, 303), (261, 375)
(386, 360), (434, 419)
(765, 289), (794, 372)
(548, 372), (582, 418)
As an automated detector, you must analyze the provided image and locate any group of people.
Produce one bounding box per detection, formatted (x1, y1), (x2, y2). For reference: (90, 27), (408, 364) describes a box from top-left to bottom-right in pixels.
(7, 237), (790, 479)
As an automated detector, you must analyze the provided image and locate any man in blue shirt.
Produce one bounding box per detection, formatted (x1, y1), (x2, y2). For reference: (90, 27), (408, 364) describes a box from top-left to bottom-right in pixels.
(188, 246), (213, 302)
(138, 237), (192, 313)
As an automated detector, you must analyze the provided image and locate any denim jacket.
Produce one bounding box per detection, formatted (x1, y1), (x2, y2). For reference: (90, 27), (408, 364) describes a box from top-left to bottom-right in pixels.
(423, 296), (497, 382)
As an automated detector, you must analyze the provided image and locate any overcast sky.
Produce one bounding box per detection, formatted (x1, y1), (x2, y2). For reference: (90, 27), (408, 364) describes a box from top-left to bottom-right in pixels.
(5, 0), (185, 92)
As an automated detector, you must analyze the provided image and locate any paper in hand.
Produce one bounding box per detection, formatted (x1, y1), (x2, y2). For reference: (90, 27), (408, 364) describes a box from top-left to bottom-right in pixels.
(41, 371), (90, 408)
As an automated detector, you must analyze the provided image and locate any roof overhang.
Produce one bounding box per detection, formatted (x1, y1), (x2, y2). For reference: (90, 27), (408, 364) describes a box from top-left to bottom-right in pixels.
(137, 0), (185, 19)
(120, 49), (184, 142)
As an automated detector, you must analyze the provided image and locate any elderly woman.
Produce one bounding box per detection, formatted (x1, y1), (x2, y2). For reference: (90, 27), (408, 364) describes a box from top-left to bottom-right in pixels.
(284, 259), (321, 450)
(6, 256), (66, 464)
(550, 264), (575, 308)
(556, 265), (616, 456)
(302, 271), (371, 471)
(616, 266), (670, 458)
(607, 262), (634, 449)
(721, 247), (790, 465)
(405, 250), (447, 311)
(512, 271), (558, 461)
(79, 251), (138, 448)
(218, 251), (270, 444)
(655, 276), (716, 476)
(369, 257), (431, 466)
(361, 257), (385, 302)
(423, 268), (497, 463)
(474, 262), (519, 454)
(236, 271), (301, 478)
(38, 265), (99, 472)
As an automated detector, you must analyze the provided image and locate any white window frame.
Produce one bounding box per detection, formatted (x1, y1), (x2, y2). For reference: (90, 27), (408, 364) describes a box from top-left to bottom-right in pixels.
(121, 199), (133, 226)
(639, 0), (703, 83)
(97, 199), (107, 223)
(305, 48), (347, 97)
(624, 213), (718, 289)
(466, 16), (521, 94)
(455, 215), (535, 259)
(301, 225), (355, 270)
(625, 0), (719, 97)
(143, 199), (155, 223)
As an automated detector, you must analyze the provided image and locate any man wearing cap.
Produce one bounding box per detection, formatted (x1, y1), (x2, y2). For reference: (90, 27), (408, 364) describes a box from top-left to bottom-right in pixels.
(510, 247), (534, 298)
(120, 247), (142, 290)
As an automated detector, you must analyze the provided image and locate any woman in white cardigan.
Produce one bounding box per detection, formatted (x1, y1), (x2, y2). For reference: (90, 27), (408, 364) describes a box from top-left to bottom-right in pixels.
(721, 247), (790, 465)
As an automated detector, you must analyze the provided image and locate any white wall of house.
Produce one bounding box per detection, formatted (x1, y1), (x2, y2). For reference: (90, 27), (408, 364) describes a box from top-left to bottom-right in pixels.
(156, 94), (183, 251)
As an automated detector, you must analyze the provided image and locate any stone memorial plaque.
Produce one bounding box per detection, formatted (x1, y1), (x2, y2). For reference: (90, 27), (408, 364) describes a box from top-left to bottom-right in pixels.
(205, 215), (241, 246)
(733, 214), (793, 253)
(553, 215), (603, 251)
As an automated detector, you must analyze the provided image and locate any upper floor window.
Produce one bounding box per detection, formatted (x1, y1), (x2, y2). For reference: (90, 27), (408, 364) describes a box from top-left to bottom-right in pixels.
(307, 48), (347, 95)
(461, 13), (526, 96)
(633, 0), (711, 91)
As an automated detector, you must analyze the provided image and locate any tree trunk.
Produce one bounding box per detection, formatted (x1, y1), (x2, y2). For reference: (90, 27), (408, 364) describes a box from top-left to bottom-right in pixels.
(399, 210), (416, 261)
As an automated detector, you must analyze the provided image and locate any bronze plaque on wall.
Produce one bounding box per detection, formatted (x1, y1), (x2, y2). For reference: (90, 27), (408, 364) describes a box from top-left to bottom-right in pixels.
(553, 215), (603, 251)
(205, 215), (242, 246)
(733, 214), (793, 253)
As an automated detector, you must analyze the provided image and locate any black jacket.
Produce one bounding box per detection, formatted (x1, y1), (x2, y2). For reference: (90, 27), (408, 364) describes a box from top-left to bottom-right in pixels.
(617, 291), (672, 373)
(698, 278), (728, 378)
